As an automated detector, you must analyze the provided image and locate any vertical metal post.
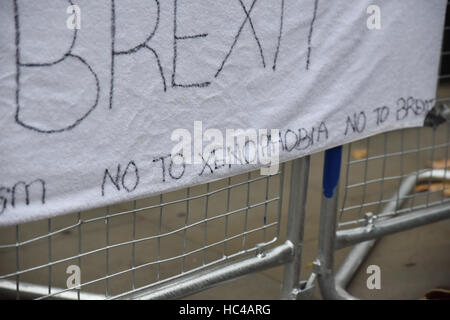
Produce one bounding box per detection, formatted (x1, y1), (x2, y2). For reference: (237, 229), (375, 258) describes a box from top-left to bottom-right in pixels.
(315, 146), (356, 300)
(281, 155), (310, 299)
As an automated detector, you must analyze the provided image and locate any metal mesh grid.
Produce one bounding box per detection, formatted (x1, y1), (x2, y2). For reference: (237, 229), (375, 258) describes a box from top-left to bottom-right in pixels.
(338, 110), (450, 230)
(338, 122), (450, 229)
(0, 165), (284, 300)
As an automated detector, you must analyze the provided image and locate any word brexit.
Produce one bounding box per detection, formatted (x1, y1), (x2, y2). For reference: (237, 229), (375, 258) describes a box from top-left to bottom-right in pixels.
(13, 0), (318, 134)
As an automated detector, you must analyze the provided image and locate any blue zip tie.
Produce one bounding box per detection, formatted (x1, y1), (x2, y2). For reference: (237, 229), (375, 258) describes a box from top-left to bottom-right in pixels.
(322, 146), (343, 198)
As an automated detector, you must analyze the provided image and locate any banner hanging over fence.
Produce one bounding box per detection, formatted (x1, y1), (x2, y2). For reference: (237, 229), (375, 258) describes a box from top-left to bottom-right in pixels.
(0, 0), (446, 225)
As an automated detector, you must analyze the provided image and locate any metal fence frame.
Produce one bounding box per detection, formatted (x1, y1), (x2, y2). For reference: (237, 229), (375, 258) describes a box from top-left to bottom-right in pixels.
(315, 135), (450, 300)
(116, 156), (311, 300)
(0, 157), (312, 300)
(2, 125), (449, 300)
(2, 6), (450, 300)
(311, 7), (450, 298)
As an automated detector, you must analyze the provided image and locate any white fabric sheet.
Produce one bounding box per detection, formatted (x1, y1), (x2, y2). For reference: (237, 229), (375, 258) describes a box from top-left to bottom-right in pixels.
(0, 0), (446, 225)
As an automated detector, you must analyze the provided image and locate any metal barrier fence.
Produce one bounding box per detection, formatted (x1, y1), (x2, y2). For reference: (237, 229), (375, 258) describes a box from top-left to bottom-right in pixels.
(314, 33), (450, 297)
(2, 124), (448, 300)
(1, 12), (450, 301)
(1, 119), (449, 301)
(311, 10), (450, 297)
(315, 122), (450, 300)
(0, 158), (313, 300)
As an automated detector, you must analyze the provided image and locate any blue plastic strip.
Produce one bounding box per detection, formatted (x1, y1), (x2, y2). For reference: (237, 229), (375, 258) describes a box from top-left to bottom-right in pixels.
(322, 146), (343, 198)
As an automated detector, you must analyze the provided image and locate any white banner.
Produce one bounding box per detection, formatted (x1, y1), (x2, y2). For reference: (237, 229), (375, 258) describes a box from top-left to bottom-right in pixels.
(0, 0), (446, 225)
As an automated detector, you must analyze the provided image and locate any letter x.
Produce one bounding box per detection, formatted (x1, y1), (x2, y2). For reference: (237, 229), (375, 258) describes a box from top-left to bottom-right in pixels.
(215, 0), (266, 78)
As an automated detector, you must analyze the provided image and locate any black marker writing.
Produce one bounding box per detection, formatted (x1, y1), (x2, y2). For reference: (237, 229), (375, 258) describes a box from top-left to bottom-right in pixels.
(345, 111), (367, 135)
(102, 161), (139, 196)
(306, 0), (319, 70)
(273, 0), (285, 71)
(172, 0), (210, 88)
(215, 0), (265, 78)
(153, 154), (186, 182)
(396, 97), (434, 121)
(373, 106), (390, 125)
(110, 0), (166, 110)
(0, 179), (46, 215)
(14, 0), (99, 134)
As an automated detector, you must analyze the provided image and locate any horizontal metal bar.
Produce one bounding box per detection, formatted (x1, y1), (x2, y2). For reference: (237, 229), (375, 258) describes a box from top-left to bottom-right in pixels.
(114, 241), (295, 300)
(0, 280), (104, 300)
(347, 142), (450, 165)
(335, 202), (450, 249)
(35, 230), (279, 299)
(334, 169), (450, 298)
(0, 241), (293, 300)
